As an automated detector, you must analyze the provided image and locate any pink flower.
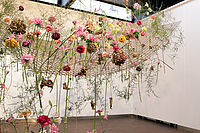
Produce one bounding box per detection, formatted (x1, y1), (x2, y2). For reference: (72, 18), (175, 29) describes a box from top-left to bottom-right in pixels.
(112, 42), (116, 45)
(55, 27), (61, 32)
(134, 3), (141, 9)
(49, 123), (58, 133)
(31, 18), (43, 25)
(113, 45), (119, 51)
(1, 83), (7, 90)
(129, 38), (135, 42)
(6, 70), (10, 75)
(116, 21), (120, 25)
(10, 34), (16, 39)
(141, 32), (146, 36)
(36, 90), (43, 96)
(130, 28), (136, 33)
(96, 110), (102, 113)
(45, 25), (53, 32)
(94, 8), (100, 12)
(55, 45), (70, 51)
(158, 61), (161, 65)
(21, 54), (34, 64)
(103, 115), (108, 120)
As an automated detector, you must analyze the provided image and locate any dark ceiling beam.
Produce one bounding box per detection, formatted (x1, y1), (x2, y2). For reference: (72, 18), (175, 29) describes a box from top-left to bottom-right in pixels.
(95, 0), (133, 8)
(65, 0), (76, 8)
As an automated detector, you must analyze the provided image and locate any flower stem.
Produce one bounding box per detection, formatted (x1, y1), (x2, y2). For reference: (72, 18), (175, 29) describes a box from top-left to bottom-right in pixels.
(94, 70), (97, 131)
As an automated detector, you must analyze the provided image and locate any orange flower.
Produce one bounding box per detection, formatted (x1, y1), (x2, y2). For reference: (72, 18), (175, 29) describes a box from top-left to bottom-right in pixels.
(118, 35), (126, 43)
(4, 17), (11, 23)
(5, 38), (19, 48)
(152, 15), (156, 20)
(19, 110), (32, 118)
(68, 35), (75, 42)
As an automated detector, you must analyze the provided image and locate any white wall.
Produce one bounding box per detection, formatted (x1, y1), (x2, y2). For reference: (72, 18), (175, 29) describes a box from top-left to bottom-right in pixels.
(132, 0), (200, 130)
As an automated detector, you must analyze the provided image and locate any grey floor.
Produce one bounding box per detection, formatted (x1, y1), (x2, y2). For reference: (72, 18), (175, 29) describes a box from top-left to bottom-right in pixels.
(1, 116), (192, 133)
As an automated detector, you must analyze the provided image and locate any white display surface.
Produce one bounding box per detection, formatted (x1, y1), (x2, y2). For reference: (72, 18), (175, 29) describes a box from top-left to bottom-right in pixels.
(131, 0), (200, 130)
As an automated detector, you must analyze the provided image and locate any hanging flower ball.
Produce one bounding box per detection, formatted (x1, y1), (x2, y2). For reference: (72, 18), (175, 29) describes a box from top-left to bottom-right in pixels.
(22, 40), (31, 47)
(137, 20), (142, 26)
(37, 115), (51, 127)
(62, 65), (71, 72)
(118, 35), (126, 43)
(76, 45), (85, 53)
(3, 17), (11, 23)
(19, 5), (24, 11)
(113, 45), (119, 51)
(136, 66), (142, 71)
(72, 20), (77, 25)
(141, 44), (146, 47)
(141, 32), (146, 36)
(132, 52), (139, 58)
(21, 54), (34, 64)
(5, 38), (19, 48)
(52, 32), (60, 40)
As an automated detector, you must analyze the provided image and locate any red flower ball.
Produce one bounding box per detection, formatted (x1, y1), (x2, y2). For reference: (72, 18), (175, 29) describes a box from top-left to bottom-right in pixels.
(113, 45), (119, 51)
(141, 32), (146, 36)
(63, 65), (71, 72)
(137, 20), (142, 25)
(19, 5), (24, 11)
(37, 115), (51, 127)
(52, 32), (60, 40)
(76, 45), (85, 53)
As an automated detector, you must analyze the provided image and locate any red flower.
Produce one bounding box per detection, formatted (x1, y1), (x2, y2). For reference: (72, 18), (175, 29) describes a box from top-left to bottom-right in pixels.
(34, 31), (41, 37)
(113, 45), (119, 51)
(76, 45), (85, 53)
(63, 65), (71, 72)
(48, 16), (56, 22)
(141, 32), (146, 36)
(52, 32), (60, 40)
(45, 25), (53, 32)
(37, 115), (51, 127)
(137, 20), (142, 25)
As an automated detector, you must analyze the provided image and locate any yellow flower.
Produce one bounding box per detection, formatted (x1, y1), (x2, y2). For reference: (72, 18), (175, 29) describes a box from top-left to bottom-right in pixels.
(116, 25), (120, 29)
(104, 43), (110, 50)
(108, 23), (113, 27)
(5, 38), (19, 48)
(118, 35), (126, 43)
(148, 8), (152, 12)
(142, 27), (147, 32)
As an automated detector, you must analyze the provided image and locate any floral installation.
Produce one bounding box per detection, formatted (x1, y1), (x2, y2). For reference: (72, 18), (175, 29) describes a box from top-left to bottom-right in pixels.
(0, 0), (183, 133)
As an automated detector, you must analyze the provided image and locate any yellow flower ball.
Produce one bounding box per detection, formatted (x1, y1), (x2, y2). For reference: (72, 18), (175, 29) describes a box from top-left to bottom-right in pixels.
(5, 38), (19, 48)
(108, 23), (113, 27)
(142, 27), (147, 32)
(104, 43), (110, 50)
(118, 35), (126, 43)
(116, 28), (120, 33)
(116, 25), (120, 28)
